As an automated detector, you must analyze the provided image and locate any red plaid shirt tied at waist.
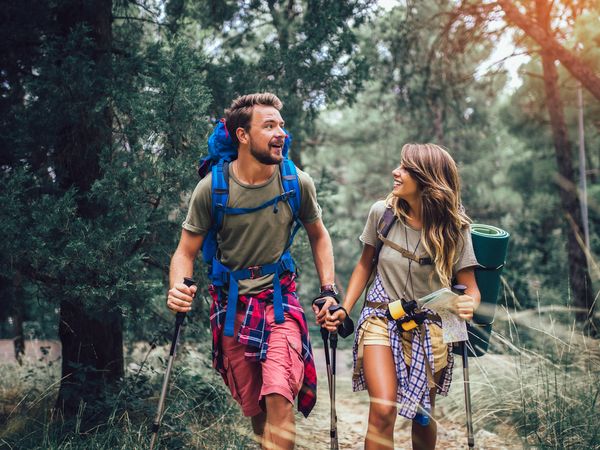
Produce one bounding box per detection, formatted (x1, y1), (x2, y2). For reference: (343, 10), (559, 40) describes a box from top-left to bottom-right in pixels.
(209, 274), (317, 417)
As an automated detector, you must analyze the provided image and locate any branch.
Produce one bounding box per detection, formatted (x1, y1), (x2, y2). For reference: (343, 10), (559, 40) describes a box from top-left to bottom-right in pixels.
(113, 15), (165, 26)
(496, 0), (600, 101)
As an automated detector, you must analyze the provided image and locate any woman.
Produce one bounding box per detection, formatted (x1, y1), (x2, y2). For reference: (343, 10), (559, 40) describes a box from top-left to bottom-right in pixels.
(326, 143), (480, 449)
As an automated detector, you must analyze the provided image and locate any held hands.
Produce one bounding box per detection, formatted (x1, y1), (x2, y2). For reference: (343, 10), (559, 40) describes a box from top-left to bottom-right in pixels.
(324, 307), (348, 333)
(312, 296), (337, 325)
(452, 294), (475, 321)
(167, 282), (197, 313)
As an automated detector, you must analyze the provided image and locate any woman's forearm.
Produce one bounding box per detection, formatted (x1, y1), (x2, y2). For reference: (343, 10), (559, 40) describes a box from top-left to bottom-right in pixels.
(343, 245), (376, 314)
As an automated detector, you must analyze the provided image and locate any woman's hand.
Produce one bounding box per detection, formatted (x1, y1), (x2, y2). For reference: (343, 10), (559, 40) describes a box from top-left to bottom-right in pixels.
(324, 308), (348, 333)
(452, 294), (475, 321)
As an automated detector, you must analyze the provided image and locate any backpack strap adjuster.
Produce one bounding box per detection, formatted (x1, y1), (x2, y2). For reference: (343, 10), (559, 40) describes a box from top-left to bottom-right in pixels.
(248, 266), (263, 279)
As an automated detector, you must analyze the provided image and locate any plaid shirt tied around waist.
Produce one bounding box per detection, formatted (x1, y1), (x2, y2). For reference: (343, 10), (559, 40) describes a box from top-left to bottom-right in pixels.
(352, 273), (454, 420)
(209, 273), (317, 417)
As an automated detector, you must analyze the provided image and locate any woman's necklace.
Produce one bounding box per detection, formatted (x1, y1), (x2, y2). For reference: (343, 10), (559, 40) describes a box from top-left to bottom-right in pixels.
(401, 222), (421, 301)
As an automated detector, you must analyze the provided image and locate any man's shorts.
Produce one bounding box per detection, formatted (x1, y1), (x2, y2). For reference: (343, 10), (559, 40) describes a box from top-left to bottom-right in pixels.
(220, 305), (304, 417)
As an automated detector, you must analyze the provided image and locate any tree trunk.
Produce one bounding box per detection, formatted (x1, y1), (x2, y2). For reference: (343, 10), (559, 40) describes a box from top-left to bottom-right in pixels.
(56, 301), (124, 417)
(536, 1), (594, 328)
(52, 0), (124, 419)
(12, 272), (25, 365)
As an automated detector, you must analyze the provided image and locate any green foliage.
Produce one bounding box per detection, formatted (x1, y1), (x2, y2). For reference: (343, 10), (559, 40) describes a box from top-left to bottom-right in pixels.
(2, 0), (600, 446)
(0, 344), (252, 449)
(175, 0), (374, 164)
(0, 1), (214, 331)
(360, 1), (499, 160)
(495, 54), (600, 308)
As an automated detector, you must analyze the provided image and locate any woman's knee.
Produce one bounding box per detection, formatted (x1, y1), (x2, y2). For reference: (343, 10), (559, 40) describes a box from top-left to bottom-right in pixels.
(369, 401), (397, 429)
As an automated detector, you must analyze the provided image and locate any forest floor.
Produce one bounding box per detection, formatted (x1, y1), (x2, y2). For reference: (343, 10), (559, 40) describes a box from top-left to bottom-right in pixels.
(0, 340), (524, 449)
(294, 347), (523, 450)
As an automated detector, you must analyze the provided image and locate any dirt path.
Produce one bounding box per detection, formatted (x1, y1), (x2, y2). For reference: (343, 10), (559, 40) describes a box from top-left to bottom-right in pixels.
(295, 348), (520, 450)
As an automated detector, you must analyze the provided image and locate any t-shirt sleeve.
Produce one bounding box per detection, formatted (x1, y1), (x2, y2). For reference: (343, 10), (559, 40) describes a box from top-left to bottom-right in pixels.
(297, 169), (322, 224)
(182, 176), (212, 235)
(359, 200), (386, 248)
(453, 225), (479, 274)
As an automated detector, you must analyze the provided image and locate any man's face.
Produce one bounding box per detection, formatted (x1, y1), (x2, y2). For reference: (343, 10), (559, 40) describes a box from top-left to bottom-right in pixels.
(243, 105), (286, 165)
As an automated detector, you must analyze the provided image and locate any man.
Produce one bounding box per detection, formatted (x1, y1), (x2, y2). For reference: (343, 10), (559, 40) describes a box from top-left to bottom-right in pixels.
(167, 92), (337, 449)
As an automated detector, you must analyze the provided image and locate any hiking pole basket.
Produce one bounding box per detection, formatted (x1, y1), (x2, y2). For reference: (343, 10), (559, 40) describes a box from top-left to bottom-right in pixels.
(149, 277), (196, 450)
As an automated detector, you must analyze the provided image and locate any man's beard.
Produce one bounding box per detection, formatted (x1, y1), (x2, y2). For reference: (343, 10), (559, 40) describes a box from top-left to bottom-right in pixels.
(250, 145), (283, 165)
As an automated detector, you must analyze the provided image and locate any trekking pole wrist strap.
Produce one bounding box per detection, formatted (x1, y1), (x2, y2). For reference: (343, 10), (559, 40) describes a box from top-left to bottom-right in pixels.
(314, 289), (340, 304)
(337, 305), (349, 320)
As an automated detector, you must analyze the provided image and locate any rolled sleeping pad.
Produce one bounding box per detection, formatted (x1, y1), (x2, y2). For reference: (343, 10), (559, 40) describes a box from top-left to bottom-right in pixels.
(453, 224), (510, 357)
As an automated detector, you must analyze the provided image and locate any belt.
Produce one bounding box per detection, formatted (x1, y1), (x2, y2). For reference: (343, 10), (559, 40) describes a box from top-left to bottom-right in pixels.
(365, 300), (441, 323)
(365, 300), (393, 310)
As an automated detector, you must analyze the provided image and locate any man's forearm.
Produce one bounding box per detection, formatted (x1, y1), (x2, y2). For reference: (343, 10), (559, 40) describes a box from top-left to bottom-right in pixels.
(309, 229), (335, 287)
(169, 250), (195, 288)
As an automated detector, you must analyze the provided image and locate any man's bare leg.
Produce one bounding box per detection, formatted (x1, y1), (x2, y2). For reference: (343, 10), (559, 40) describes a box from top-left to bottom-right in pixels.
(251, 411), (267, 447)
(263, 393), (295, 450)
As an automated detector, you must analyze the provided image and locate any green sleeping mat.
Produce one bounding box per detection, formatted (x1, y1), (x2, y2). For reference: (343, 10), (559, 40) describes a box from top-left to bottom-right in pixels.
(453, 223), (510, 357)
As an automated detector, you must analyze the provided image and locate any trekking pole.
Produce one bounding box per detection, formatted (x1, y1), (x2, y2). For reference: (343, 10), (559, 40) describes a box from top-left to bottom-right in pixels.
(453, 284), (475, 449)
(150, 277), (196, 450)
(328, 305), (346, 450)
(313, 298), (339, 450)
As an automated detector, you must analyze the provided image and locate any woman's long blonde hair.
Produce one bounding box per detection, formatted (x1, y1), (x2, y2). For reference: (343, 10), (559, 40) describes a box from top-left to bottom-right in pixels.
(386, 143), (471, 287)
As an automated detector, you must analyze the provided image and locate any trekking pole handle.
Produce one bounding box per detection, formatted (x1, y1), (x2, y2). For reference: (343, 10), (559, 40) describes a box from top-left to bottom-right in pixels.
(175, 277), (196, 324)
(453, 284), (467, 295)
(312, 297), (330, 341)
(312, 297), (327, 310)
(170, 277), (196, 356)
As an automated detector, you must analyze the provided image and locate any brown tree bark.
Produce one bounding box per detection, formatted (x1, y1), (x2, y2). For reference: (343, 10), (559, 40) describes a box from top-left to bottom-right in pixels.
(534, 1), (594, 328)
(53, 0), (124, 419)
(496, 0), (600, 102)
(12, 272), (25, 365)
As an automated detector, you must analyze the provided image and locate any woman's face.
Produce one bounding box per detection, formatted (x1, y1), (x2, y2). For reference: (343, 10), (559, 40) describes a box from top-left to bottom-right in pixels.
(392, 163), (419, 200)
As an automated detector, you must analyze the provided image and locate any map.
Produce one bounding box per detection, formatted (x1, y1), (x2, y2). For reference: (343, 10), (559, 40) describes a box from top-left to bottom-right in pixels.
(418, 288), (468, 343)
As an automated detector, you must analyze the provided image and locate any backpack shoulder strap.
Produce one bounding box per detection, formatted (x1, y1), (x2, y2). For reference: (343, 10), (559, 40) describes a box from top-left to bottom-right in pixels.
(280, 158), (301, 218)
(211, 160), (230, 231)
(374, 206), (397, 264)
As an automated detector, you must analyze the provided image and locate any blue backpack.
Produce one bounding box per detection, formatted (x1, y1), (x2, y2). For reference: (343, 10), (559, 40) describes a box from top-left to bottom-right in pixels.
(198, 119), (303, 337)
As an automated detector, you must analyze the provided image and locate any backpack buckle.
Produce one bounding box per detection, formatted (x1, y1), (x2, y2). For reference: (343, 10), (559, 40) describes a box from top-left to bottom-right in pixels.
(248, 266), (262, 279)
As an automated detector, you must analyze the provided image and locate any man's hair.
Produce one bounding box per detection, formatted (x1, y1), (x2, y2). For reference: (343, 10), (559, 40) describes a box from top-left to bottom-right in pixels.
(224, 93), (283, 146)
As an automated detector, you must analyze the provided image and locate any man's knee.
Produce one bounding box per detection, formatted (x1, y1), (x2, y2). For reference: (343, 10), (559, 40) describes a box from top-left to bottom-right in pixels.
(264, 392), (293, 411)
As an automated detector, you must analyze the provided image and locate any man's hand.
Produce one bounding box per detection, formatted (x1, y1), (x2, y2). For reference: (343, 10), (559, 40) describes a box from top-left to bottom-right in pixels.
(452, 294), (475, 321)
(167, 282), (197, 313)
(312, 296), (337, 325)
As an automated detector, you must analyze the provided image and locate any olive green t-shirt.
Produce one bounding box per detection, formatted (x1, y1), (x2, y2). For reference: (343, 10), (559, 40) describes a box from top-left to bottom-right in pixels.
(360, 200), (478, 301)
(183, 165), (321, 295)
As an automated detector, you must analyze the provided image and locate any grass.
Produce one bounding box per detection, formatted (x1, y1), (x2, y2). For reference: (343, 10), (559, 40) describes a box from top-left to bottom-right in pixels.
(1, 303), (599, 449)
(443, 305), (600, 450)
(0, 340), (255, 449)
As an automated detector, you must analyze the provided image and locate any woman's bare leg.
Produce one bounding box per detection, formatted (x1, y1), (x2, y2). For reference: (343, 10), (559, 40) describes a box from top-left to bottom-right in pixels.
(363, 345), (398, 450)
(411, 370), (444, 450)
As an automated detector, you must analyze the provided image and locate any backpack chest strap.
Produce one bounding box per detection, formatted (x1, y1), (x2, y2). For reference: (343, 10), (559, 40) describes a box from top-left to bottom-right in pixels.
(377, 233), (433, 265)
